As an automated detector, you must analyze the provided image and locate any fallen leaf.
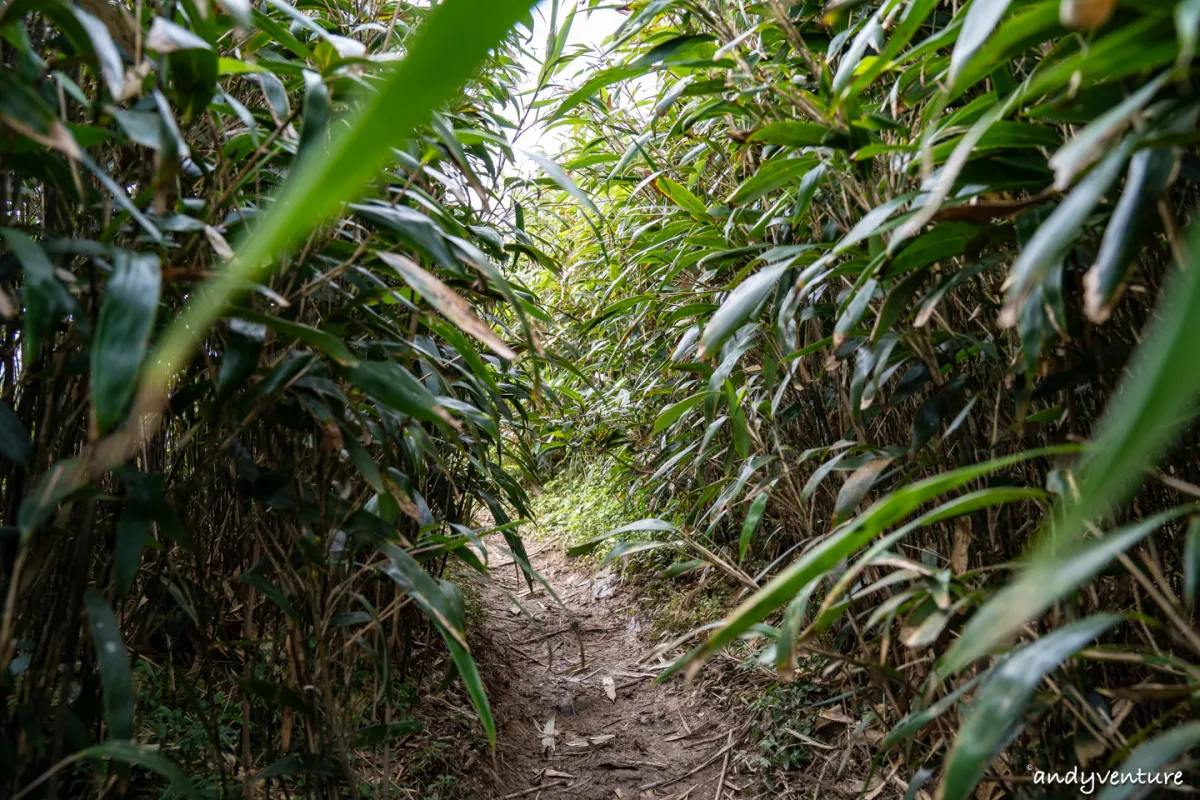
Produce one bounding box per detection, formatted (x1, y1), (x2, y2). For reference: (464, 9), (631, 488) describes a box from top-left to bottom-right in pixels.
(816, 708), (853, 727)
(205, 225), (234, 261)
(951, 521), (971, 574)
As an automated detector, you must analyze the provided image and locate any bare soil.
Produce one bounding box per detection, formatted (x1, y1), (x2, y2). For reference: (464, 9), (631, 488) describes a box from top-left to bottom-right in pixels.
(464, 542), (746, 799)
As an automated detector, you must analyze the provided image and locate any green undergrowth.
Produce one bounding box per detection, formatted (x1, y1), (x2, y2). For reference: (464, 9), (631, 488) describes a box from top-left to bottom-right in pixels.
(530, 463), (643, 554)
(529, 462), (735, 638)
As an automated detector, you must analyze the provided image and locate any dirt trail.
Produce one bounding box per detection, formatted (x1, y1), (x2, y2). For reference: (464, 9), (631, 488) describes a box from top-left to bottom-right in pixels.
(466, 542), (742, 799)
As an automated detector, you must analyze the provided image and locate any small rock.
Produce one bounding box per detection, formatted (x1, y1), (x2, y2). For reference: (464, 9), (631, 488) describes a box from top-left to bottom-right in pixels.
(591, 570), (619, 601)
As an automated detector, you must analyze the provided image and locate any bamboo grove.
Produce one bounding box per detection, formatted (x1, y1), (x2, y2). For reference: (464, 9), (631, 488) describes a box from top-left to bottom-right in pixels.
(1, 0), (547, 796)
(524, 0), (1200, 798)
(3, 0), (1200, 798)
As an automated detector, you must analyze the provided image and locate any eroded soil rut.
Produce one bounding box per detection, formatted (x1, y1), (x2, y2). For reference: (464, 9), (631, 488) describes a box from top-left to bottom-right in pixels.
(466, 543), (738, 799)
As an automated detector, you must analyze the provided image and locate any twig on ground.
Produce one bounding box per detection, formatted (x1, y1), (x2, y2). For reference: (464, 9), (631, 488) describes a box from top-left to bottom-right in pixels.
(714, 729), (733, 799)
(502, 783), (562, 799)
(639, 734), (737, 791)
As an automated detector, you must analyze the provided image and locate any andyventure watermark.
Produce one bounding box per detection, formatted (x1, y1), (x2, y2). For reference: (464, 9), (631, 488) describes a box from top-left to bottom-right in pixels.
(1030, 764), (1184, 796)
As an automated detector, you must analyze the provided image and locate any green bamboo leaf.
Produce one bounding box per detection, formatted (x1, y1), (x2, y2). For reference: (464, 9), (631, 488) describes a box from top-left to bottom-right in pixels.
(1, 229), (75, 362)
(833, 458), (892, 524)
(656, 175), (709, 218)
(803, 450), (850, 503)
(652, 393), (715, 434)
(145, 17), (212, 52)
(1001, 137), (1133, 325)
(943, 507), (1194, 678)
(0, 400), (32, 467)
(749, 121), (830, 148)
(138, 0), (539, 435)
(946, 220), (1200, 673)
(941, 615), (1120, 800)
(847, 0), (938, 97)
(726, 157), (815, 206)
(698, 262), (789, 359)
(84, 590), (135, 741)
(792, 163), (826, 223)
(377, 541), (495, 745)
(112, 502), (152, 598)
(1048, 74), (1168, 191)
(525, 149), (603, 218)
(1084, 147), (1177, 323)
(814, 487), (1050, 631)
(217, 0), (253, 28)
(832, 17), (882, 96)
(342, 361), (450, 425)
(216, 319), (266, 400)
(1185, 517), (1200, 609)
(1096, 721), (1200, 800)
(350, 203), (458, 269)
(72, 8), (126, 99)
(871, 270), (927, 341)
(1180, 0), (1200, 68)
(234, 309), (354, 366)
(602, 541), (672, 564)
(92, 251), (161, 435)
(881, 672), (986, 751)
(632, 33), (714, 68)
(547, 65), (647, 122)
(833, 279), (878, 348)
(567, 519), (677, 557)
(683, 446), (1079, 676)
(948, 0), (1014, 90)
(79, 741), (199, 798)
(739, 491), (769, 564)
(297, 70), (330, 166)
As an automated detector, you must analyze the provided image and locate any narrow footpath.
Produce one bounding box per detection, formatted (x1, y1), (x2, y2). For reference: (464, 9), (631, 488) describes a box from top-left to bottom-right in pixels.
(465, 542), (749, 799)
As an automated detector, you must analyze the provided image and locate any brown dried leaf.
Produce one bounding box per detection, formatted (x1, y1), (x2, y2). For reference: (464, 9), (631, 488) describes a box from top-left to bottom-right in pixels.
(377, 252), (518, 360)
(951, 521), (972, 574)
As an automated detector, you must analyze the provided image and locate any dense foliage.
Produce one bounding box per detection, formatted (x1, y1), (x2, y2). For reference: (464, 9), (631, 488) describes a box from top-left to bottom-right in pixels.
(6, 0), (1200, 797)
(522, 0), (1200, 797)
(0, 0), (547, 796)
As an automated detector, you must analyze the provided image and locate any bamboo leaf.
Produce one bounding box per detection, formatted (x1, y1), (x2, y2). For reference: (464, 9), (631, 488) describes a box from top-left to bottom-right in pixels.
(78, 741), (199, 798)
(1, 229), (75, 362)
(699, 262), (789, 359)
(378, 252), (517, 360)
(941, 615), (1120, 800)
(949, 0), (1014, 90)
(946, 219), (1200, 672)
(0, 400), (32, 468)
(739, 491), (769, 564)
(749, 121), (830, 148)
(377, 541), (494, 745)
(683, 446), (1079, 676)
(84, 590), (135, 741)
(139, 0), (539, 431)
(92, 251), (161, 435)
(567, 519), (677, 557)
(1097, 721), (1200, 800)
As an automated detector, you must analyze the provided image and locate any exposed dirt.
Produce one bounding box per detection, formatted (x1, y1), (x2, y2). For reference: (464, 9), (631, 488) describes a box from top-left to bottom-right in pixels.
(464, 542), (746, 799)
